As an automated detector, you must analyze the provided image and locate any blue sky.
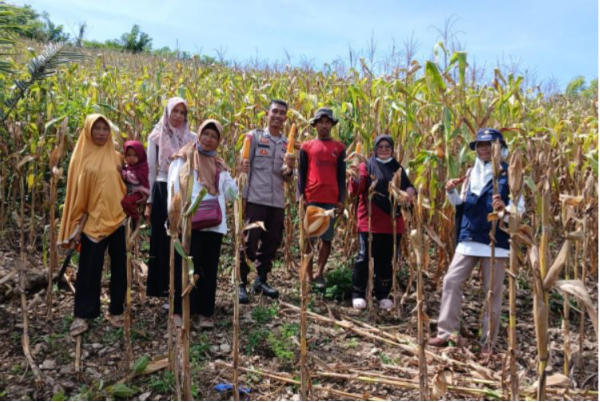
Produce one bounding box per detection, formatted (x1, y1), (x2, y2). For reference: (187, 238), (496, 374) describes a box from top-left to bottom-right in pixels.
(19, 0), (598, 89)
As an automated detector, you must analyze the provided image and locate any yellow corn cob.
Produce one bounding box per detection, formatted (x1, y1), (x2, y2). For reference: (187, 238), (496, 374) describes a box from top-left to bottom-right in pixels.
(241, 135), (252, 160)
(287, 124), (297, 154)
(355, 142), (362, 155)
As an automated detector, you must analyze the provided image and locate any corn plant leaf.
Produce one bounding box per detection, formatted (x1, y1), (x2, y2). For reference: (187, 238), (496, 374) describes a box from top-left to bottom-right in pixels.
(543, 240), (570, 290)
(184, 187), (207, 217)
(132, 356), (150, 373)
(554, 280), (598, 338)
(243, 221), (267, 232)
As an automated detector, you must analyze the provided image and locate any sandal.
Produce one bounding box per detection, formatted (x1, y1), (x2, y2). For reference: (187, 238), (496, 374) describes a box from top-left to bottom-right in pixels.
(70, 318), (89, 337)
(107, 314), (125, 328)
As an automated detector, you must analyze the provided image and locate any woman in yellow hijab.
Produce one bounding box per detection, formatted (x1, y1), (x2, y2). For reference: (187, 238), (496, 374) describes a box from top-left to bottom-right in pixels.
(59, 114), (128, 336)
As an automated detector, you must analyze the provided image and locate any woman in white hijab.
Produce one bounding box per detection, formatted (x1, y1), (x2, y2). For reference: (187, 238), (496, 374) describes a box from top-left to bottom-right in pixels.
(146, 97), (196, 299)
(428, 128), (524, 355)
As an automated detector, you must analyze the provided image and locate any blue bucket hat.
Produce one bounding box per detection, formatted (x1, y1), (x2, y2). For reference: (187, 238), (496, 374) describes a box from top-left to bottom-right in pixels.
(469, 128), (507, 150)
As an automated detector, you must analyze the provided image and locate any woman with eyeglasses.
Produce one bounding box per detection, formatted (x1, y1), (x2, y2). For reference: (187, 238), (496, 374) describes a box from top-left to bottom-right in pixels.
(348, 134), (416, 311)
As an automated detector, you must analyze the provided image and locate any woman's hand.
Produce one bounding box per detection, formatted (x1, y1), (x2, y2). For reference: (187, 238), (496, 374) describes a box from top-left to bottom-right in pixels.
(492, 194), (506, 211)
(445, 177), (465, 192)
(144, 204), (152, 219)
(405, 187), (416, 203)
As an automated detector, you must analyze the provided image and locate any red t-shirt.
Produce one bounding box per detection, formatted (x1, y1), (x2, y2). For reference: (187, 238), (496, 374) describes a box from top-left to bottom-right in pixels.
(300, 139), (346, 204)
(348, 162), (406, 235)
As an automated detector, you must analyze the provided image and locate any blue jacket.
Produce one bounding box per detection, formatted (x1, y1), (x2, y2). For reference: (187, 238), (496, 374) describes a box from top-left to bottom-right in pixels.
(458, 162), (510, 249)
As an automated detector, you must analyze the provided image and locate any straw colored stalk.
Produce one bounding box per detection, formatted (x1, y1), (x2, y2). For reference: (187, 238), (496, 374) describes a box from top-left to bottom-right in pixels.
(167, 184), (181, 373)
(366, 179), (377, 315)
(298, 196), (312, 400)
(19, 176), (43, 384)
(45, 117), (67, 316)
(231, 172), (247, 401)
(283, 124), (297, 276)
(215, 361), (385, 401)
(123, 219), (134, 368)
(388, 169), (402, 312)
(412, 186), (428, 400)
(175, 145), (196, 400)
(579, 172), (595, 377)
(534, 177), (551, 401)
(484, 140), (502, 353)
(507, 150), (523, 400)
(559, 196), (575, 377)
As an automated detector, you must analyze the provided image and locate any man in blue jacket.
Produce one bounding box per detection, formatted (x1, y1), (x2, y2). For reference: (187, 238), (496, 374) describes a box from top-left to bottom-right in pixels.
(428, 128), (524, 354)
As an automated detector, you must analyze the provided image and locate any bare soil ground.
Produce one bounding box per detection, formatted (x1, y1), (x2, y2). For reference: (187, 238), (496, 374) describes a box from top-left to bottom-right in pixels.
(0, 236), (598, 401)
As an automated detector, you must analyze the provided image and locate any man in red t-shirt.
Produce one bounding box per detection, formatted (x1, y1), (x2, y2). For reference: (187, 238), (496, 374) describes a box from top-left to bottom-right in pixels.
(298, 107), (346, 289)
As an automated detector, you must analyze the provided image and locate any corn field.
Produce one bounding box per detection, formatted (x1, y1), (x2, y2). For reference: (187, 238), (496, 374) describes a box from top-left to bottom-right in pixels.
(0, 40), (598, 400)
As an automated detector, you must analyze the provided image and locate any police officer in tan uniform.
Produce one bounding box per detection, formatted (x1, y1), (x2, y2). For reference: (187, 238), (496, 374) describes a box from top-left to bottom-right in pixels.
(239, 100), (295, 303)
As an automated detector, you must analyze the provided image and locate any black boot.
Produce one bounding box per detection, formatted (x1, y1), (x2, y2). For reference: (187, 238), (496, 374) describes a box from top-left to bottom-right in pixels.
(238, 285), (250, 304)
(252, 277), (279, 299)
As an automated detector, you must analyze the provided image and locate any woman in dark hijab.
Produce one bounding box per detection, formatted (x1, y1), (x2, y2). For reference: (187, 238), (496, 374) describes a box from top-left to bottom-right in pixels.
(348, 134), (416, 310)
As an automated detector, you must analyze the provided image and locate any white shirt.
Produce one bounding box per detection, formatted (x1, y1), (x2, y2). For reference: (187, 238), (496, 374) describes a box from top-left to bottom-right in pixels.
(167, 158), (238, 235)
(447, 176), (525, 258)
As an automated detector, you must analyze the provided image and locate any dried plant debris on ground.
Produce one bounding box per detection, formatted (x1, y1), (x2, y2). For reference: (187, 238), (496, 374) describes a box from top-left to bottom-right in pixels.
(0, 243), (597, 401)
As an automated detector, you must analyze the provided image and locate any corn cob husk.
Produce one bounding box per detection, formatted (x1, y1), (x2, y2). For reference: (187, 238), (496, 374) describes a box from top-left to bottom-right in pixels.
(241, 135), (252, 160)
(286, 123), (297, 154)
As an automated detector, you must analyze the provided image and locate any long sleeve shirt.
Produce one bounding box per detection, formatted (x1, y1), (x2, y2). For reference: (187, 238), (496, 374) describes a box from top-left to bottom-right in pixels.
(447, 180), (525, 257)
(348, 162), (413, 234)
(167, 158), (238, 235)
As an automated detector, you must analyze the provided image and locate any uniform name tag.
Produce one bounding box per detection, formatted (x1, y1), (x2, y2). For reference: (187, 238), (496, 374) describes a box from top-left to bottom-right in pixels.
(259, 137), (270, 144)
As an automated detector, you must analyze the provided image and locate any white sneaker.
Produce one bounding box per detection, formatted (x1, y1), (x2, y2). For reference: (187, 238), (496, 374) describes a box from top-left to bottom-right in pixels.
(379, 299), (393, 310)
(352, 298), (367, 310)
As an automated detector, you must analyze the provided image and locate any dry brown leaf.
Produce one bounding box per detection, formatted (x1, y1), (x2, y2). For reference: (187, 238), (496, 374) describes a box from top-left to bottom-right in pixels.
(554, 280), (598, 338)
(243, 221), (267, 232)
(559, 194), (584, 206)
(430, 368), (453, 400)
(424, 224), (446, 251)
(529, 372), (571, 392)
(508, 150), (523, 196)
(542, 240), (570, 291)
